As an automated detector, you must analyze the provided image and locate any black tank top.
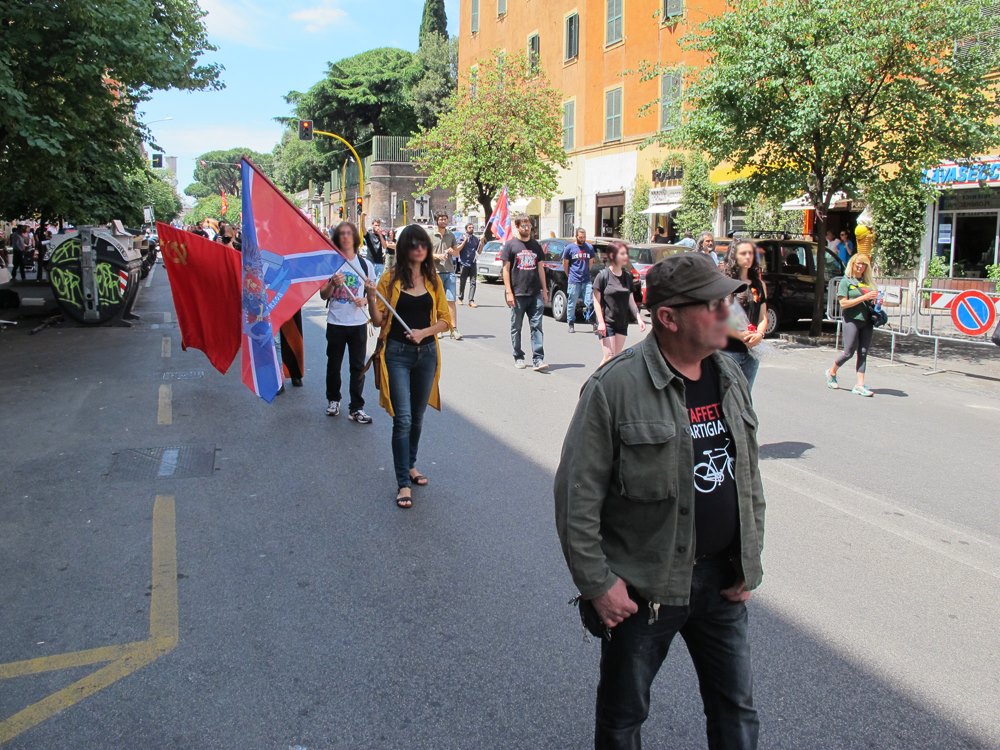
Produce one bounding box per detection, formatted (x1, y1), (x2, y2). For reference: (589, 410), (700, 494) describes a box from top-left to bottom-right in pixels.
(388, 291), (433, 344)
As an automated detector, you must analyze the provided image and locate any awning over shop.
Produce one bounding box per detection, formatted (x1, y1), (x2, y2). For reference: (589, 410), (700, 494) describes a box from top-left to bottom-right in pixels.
(780, 192), (847, 211)
(642, 202), (680, 215)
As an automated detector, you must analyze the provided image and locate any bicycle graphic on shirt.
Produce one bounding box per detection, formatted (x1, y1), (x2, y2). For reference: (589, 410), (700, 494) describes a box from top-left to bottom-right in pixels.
(693, 439), (735, 493)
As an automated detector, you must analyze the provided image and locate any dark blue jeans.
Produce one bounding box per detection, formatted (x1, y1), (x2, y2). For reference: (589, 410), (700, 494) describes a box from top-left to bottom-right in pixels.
(384, 338), (437, 489)
(595, 559), (759, 750)
(511, 293), (544, 364)
(722, 350), (760, 390)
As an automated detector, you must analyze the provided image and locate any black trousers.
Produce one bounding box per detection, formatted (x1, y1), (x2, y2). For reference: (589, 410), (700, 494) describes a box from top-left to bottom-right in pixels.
(11, 252), (26, 281)
(459, 263), (477, 302)
(325, 323), (368, 411)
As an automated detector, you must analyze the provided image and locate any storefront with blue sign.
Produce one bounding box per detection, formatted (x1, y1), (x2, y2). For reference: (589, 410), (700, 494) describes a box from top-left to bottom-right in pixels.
(924, 158), (1000, 277)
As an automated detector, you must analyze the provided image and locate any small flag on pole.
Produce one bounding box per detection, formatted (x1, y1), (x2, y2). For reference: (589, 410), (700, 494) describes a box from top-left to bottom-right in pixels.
(487, 186), (512, 243)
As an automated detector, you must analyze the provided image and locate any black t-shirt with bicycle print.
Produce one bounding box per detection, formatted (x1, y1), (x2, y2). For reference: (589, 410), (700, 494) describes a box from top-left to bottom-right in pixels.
(672, 357), (739, 558)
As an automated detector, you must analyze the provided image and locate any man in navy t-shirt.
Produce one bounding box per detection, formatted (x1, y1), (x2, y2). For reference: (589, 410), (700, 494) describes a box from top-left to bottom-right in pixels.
(561, 227), (596, 333)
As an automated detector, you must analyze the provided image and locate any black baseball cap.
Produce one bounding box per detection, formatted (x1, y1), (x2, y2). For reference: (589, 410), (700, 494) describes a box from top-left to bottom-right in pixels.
(645, 252), (747, 308)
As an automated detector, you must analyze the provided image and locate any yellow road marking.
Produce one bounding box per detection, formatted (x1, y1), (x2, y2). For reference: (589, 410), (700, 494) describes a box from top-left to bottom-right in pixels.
(161, 336), (171, 358)
(0, 496), (179, 744)
(157, 384), (172, 425)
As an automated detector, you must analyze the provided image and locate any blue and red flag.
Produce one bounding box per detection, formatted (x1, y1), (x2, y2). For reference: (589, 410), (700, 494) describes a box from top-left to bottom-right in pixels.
(487, 186), (512, 243)
(240, 157), (345, 402)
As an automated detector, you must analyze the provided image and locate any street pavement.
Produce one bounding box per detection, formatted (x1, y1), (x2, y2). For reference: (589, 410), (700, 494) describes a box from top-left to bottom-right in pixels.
(1, 265), (998, 749)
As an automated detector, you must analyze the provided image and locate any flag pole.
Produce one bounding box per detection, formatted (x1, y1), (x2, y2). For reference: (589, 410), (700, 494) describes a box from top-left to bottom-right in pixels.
(241, 156), (411, 335)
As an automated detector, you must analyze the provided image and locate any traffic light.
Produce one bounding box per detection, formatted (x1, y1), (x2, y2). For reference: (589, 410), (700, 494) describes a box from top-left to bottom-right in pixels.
(338, 206), (344, 219)
(298, 120), (314, 141)
(151, 153), (163, 168)
(356, 196), (363, 217)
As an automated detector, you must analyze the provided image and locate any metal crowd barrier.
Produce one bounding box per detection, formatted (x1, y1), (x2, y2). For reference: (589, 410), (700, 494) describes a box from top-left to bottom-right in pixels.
(825, 276), (915, 365)
(913, 285), (1000, 374)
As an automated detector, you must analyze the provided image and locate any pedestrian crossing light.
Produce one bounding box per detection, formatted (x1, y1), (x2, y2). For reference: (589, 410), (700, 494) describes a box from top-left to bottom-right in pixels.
(298, 120), (314, 141)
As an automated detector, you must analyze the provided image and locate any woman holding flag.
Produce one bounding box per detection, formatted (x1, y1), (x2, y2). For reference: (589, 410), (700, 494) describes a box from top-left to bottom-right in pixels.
(368, 225), (452, 509)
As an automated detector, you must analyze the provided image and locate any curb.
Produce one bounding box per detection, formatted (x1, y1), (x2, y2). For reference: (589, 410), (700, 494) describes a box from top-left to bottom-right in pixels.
(777, 332), (833, 348)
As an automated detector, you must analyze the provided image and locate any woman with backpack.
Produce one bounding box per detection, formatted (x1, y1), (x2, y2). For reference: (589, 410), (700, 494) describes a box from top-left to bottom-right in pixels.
(826, 253), (878, 397)
(722, 240), (768, 389)
(592, 240), (645, 366)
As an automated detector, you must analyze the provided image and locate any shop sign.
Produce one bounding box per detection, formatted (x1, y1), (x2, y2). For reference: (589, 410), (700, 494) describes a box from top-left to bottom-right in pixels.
(923, 158), (1000, 187)
(649, 186), (683, 204)
(938, 190), (1000, 211)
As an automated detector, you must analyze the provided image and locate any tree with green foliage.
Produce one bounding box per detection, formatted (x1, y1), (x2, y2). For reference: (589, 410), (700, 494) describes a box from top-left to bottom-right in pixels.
(656, 0), (1000, 335)
(864, 171), (937, 276)
(674, 153), (716, 236)
(125, 168), (182, 226)
(0, 0), (221, 224)
(419, 0), (448, 42)
(620, 177), (651, 243)
(286, 48), (419, 160)
(271, 131), (330, 194)
(184, 148), (273, 198)
(738, 194), (803, 237)
(410, 51), (568, 240)
(408, 33), (458, 130)
(184, 194), (240, 226)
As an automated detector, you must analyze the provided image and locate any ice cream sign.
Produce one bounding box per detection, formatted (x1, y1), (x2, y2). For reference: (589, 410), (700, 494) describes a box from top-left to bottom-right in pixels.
(922, 158), (1000, 186)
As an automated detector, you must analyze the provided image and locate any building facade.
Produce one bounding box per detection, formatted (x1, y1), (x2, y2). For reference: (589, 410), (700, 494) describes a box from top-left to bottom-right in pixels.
(459, 0), (727, 239)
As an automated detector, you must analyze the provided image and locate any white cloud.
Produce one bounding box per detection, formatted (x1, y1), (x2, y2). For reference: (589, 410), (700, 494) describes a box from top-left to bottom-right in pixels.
(199, 0), (272, 47)
(290, 1), (348, 33)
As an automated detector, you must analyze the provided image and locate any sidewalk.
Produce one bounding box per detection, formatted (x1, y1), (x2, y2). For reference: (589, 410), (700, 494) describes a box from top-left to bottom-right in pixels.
(777, 326), (1000, 382)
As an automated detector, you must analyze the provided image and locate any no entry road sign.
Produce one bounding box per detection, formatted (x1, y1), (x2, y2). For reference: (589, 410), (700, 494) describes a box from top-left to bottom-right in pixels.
(950, 290), (997, 336)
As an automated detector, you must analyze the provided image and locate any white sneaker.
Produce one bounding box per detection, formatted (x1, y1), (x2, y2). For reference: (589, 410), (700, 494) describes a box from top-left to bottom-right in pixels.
(451, 328), (463, 341)
(514, 359), (527, 369)
(533, 361), (549, 372)
(325, 401), (340, 416)
(349, 409), (373, 424)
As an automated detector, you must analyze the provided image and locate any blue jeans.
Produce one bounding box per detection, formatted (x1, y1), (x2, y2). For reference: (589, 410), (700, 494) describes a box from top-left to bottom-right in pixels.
(595, 559), (759, 750)
(384, 338), (438, 489)
(511, 294), (544, 364)
(439, 272), (457, 302)
(567, 281), (593, 324)
(722, 350), (760, 390)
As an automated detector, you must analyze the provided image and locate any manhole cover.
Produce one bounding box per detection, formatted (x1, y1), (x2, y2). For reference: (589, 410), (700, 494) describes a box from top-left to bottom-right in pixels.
(162, 370), (205, 381)
(107, 445), (217, 480)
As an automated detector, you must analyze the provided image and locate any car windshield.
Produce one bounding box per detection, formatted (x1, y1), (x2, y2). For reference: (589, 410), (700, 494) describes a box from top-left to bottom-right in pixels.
(628, 247), (654, 265)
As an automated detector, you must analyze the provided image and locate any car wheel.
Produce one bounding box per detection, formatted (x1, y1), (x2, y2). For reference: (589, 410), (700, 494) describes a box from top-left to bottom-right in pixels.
(765, 304), (781, 334)
(550, 287), (567, 322)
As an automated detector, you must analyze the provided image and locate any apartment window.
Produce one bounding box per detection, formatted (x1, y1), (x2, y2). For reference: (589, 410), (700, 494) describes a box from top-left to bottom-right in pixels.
(471, 0), (479, 33)
(528, 33), (540, 74)
(606, 0), (623, 45)
(498, 0), (507, 16)
(565, 13), (580, 60)
(660, 72), (682, 131)
(563, 101), (575, 150)
(663, 0), (684, 21)
(605, 87), (622, 142)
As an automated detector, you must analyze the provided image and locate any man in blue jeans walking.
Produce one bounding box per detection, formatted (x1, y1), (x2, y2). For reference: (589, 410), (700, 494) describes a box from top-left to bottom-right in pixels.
(501, 212), (549, 372)
(555, 253), (765, 750)
(562, 227), (596, 334)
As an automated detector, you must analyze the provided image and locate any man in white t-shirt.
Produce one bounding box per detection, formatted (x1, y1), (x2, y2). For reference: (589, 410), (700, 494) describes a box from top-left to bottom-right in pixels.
(320, 222), (377, 423)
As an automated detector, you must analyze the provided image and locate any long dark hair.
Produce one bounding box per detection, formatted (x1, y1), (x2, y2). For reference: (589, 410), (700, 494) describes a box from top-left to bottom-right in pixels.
(392, 224), (438, 290)
(723, 240), (762, 281)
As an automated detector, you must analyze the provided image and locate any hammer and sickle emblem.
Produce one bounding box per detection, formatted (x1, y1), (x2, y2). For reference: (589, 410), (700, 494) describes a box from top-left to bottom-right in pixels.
(166, 241), (189, 265)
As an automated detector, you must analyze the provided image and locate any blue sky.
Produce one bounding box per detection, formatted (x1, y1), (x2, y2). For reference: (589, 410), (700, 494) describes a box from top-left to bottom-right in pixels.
(143, 0), (459, 193)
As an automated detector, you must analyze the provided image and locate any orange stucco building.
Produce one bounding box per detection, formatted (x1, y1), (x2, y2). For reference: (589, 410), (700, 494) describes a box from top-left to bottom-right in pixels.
(458, 0), (728, 238)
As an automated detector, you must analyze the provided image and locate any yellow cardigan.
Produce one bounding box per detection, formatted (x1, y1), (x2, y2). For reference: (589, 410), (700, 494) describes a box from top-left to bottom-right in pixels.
(374, 272), (453, 417)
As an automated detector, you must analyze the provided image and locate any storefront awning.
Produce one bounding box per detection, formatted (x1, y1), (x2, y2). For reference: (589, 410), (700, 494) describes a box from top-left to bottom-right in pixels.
(642, 202), (680, 215)
(780, 192), (847, 211)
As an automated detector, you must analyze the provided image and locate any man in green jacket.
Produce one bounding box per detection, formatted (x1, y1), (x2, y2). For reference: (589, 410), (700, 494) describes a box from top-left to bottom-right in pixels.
(554, 252), (765, 750)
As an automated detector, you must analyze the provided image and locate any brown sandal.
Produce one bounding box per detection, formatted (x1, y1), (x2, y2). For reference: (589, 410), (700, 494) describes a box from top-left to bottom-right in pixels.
(409, 472), (429, 487)
(396, 489), (413, 509)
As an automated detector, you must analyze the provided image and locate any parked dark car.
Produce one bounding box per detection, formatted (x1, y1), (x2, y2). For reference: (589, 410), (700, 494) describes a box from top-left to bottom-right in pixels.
(717, 233), (847, 333)
(539, 237), (641, 322)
